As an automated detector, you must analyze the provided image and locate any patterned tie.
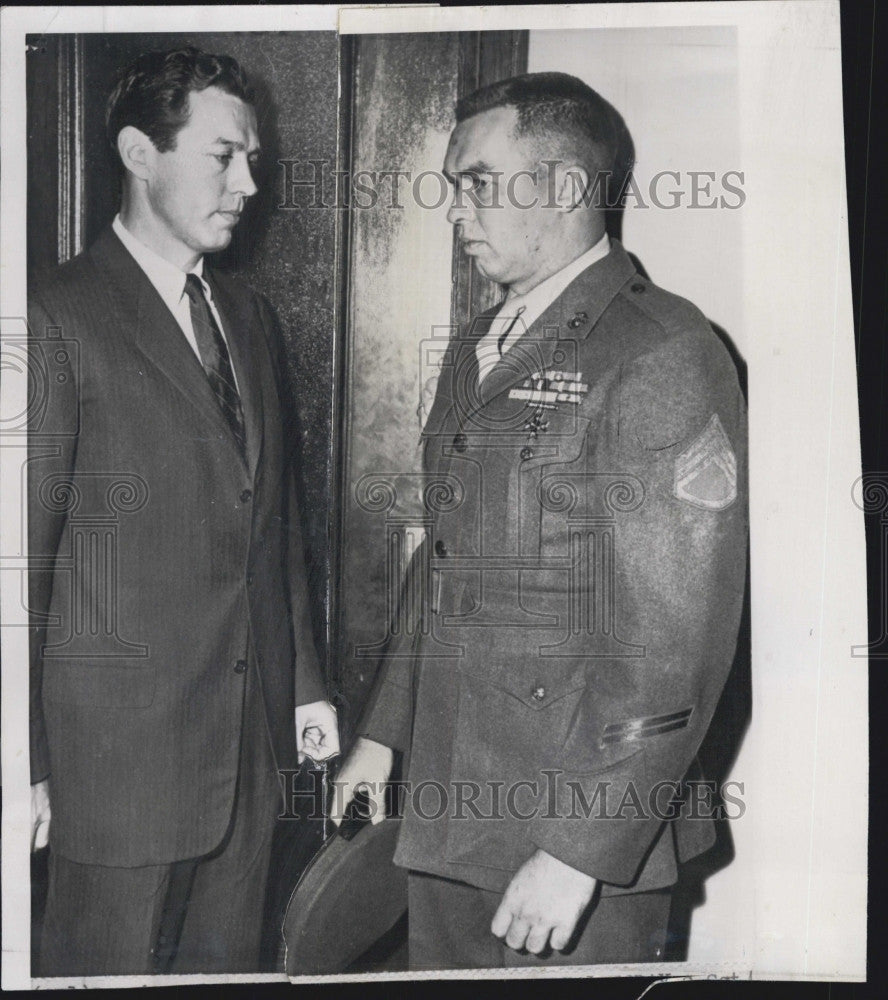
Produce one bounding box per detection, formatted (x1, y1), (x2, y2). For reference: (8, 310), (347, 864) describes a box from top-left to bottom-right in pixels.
(183, 273), (246, 458)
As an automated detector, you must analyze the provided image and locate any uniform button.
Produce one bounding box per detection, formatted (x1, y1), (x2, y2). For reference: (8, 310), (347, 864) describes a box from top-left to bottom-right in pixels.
(520, 446), (534, 460)
(631, 282), (646, 293)
(234, 659), (247, 674)
(246, 573), (254, 586)
(240, 489), (253, 503)
(452, 433), (468, 453)
(567, 311), (588, 329)
(532, 685), (546, 702)
(434, 539), (448, 557)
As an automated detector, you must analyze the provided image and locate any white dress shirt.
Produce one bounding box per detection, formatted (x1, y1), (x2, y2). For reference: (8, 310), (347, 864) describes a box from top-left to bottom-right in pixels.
(112, 215), (238, 388)
(476, 232), (611, 384)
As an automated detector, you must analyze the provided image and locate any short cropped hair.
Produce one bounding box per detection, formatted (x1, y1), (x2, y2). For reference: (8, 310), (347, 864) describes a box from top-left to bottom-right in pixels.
(106, 46), (254, 155)
(456, 72), (634, 205)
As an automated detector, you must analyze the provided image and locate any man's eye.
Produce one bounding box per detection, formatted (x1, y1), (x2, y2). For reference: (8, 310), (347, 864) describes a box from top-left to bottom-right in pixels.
(457, 174), (488, 193)
(213, 153), (233, 166)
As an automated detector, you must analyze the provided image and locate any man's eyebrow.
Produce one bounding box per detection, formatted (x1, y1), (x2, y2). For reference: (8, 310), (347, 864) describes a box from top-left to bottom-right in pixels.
(443, 160), (494, 182)
(211, 137), (262, 155)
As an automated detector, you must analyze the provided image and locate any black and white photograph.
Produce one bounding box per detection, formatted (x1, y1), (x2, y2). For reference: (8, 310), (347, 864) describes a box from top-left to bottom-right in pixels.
(0, 1), (873, 990)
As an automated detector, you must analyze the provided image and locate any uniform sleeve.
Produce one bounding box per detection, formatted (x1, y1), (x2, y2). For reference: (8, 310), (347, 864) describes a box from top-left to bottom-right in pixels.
(530, 327), (748, 885)
(354, 539), (426, 752)
(256, 294), (327, 709)
(28, 293), (79, 784)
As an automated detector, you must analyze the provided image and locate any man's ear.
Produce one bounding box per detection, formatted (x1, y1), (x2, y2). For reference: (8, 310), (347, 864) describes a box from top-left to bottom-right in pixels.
(553, 163), (591, 212)
(116, 125), (156, 182)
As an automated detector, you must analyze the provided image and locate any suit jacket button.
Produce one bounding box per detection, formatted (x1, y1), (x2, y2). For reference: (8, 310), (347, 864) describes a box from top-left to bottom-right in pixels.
(532, 685), (546, 702)
(452, 433), (467, 453)
(520, 446), (534, 460)
(234, 659), (247, 674)
(434, 539), (448, 557)
(240, 489), (253, 503)
(246, 573), (254, 586)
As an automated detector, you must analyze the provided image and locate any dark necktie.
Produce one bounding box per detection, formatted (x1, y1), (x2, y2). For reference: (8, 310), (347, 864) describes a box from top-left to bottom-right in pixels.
(497, 304), (526, 355)
(183, 273), (246, 458)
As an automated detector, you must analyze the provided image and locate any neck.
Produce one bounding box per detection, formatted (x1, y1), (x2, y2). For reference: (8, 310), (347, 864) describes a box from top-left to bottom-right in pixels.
(508, 223), (606, 297)
(119, 197), (201, 272)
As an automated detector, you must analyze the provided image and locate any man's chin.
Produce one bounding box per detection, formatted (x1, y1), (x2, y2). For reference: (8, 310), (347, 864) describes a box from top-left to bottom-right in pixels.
(201, 230), (235, 254)
(470, 256), (502, 282)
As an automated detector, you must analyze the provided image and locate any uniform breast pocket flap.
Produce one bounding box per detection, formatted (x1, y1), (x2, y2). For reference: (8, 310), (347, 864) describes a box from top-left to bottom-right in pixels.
(461, 659), (587, 712)
(515, 411), (592, 472)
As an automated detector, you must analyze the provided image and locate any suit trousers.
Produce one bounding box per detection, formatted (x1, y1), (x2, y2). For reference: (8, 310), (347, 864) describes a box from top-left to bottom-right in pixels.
(407, 871), (672, 970)
(39, 661), (281, 977)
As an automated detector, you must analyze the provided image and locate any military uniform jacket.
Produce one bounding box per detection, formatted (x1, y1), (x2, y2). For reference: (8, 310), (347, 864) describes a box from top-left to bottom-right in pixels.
(360, 240), (748, 896)
(28, 227), (326, 867)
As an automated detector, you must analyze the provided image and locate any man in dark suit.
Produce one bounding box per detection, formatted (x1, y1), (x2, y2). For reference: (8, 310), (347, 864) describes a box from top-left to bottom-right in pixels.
(334, 73), (747, 969)
(28, 47), (338, 976)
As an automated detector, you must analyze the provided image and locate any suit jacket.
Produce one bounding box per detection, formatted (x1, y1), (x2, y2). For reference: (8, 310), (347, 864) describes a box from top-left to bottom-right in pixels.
(359, 240), (748, 895)
(28, 226), (326, 867)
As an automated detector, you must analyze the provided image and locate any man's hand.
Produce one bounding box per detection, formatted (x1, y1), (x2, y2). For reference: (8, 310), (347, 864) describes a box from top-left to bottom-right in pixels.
(329, 736), (394, 828)
(491, 848), (598, 954)
(31, 779), (51, 852)
(295, 700), (340, 763)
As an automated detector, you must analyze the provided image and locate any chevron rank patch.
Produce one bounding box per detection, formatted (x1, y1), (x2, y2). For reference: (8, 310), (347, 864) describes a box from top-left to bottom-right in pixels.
(674, 413), (737, 510)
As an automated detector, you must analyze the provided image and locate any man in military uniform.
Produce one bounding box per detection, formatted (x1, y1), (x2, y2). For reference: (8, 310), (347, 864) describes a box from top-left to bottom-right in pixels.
(334, 72), (747, 969)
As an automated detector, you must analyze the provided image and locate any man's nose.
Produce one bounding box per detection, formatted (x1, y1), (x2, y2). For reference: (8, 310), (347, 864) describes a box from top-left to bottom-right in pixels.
(447, 194), (472, 227)
(230, 153), (258, 198)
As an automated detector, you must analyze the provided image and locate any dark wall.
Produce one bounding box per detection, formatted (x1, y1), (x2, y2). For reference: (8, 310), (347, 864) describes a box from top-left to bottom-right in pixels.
(26, 32), (340, 677)
(332, 32), (528, 739)
(333, 32), (462, 738)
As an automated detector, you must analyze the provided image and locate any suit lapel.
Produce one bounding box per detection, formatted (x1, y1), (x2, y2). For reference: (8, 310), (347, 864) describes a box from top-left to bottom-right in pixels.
(205, 268), (264, 480)
(90, 227), (253, 474)
(476, 240), (638, 408)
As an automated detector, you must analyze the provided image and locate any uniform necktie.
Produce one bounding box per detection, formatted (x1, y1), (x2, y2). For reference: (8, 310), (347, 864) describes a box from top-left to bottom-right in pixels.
(183, 273), (246, 458)
(497, 304), (527, 355)
(476, 304), (528, 385)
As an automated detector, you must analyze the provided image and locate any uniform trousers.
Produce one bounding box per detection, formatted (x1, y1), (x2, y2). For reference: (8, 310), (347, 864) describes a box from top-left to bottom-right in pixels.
(39, 661), (281, 977)
(407, 871), (672, 970)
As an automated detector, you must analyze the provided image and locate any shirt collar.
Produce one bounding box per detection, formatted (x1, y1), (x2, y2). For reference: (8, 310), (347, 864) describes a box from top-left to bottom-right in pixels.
(112, 214), (205, 313)
(498, 231), (611, 326)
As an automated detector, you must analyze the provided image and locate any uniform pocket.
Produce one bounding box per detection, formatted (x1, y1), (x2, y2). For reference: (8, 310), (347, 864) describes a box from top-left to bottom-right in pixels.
(514, 409), (592, 472)
(453, 659), (588, 774)
(443, 661), (589, 871)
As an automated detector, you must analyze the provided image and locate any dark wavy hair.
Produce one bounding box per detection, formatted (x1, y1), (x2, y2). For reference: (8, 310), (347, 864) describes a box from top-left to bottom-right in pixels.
(106, 46), (254, 155)
(456, 72), (634, 207)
